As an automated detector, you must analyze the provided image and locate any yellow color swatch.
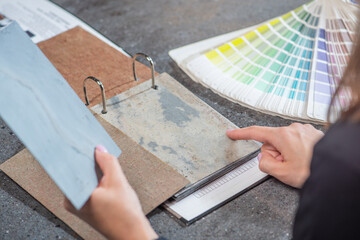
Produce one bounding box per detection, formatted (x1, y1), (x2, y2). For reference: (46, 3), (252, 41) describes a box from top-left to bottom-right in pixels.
(218, 44), (235, 57)
(257, 24), (269, 34)
(205, 50), (224, 65)
(244, 31), (257, 41)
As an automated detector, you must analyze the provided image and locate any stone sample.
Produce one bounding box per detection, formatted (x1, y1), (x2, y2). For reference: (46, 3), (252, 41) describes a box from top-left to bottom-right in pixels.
(37, 26), (157, 106)
(0, 21), (121, 209)
(93, 73), (260, 188)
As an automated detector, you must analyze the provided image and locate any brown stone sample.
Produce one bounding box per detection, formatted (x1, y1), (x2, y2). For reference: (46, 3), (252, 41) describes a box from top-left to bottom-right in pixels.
(37, 26), (158, 106)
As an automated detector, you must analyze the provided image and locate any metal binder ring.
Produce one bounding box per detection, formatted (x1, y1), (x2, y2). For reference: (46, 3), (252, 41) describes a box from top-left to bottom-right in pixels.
(83, 76), (107, 114)
(132, 53), (157, 89)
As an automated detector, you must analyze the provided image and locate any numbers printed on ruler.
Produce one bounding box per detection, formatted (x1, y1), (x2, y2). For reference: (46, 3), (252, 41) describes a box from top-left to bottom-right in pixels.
(194, 159), (258, 198)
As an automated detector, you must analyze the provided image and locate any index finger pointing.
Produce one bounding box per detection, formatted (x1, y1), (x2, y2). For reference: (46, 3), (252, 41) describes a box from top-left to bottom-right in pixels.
(226, 126), (278, 145)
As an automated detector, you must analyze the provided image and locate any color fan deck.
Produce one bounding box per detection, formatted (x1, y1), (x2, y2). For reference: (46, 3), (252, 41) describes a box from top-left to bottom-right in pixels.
(178, 0), (359, 122)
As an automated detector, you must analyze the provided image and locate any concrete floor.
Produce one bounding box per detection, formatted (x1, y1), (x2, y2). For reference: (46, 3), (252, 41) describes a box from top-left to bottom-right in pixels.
(0, 0), (310, 239)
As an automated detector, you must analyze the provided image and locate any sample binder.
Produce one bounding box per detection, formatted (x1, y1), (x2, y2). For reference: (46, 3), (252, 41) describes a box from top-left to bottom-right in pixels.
(0, 25), (267, 239)
(0, 27), (188, 239)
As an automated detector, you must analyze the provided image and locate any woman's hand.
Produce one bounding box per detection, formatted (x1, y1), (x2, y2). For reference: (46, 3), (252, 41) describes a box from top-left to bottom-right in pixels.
(227, 123), (324, 188)
(64, 145), (158, 240)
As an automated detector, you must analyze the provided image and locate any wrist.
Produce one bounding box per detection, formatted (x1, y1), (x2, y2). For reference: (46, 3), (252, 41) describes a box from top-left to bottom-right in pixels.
(106, 215), (158, 240)
(137, 216), (158, 240)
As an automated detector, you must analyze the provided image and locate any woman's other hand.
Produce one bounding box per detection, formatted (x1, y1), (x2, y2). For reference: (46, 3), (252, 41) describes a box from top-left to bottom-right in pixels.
(227, 123), (324, 188)
(64, 145), (158, 240)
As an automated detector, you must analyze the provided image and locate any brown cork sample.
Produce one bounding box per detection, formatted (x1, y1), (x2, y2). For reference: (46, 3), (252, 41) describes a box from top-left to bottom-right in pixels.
(0, 115), (189, 240)
(37, 26), (157, 106)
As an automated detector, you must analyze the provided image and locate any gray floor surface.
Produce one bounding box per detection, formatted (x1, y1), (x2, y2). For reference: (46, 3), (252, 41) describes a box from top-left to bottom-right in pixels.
(0, 0), (311, 239)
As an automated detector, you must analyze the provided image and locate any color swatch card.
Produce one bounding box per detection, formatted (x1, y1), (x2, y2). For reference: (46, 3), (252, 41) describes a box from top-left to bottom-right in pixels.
(171, 0), (358, 122)
(307, 0), (357, 121)
(0, 21), (121, 210)
(92, 73), (260, 198)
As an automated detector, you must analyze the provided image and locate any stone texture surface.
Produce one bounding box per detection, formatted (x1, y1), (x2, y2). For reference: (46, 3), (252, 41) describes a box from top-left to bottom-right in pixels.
(0, 0), (315, 239)
(0, 21), (121, 210)
(93, 73), (259, 184)
(37, 26), (157, 107)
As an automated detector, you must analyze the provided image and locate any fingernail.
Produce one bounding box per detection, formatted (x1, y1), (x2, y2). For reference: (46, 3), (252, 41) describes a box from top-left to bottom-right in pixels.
(96, 145), (108, 153)
(226, 129), (233, 133)
(257, 153), (262, 160)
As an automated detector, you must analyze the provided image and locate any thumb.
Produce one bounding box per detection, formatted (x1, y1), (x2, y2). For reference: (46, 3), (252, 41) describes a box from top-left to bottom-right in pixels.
(64, 197), (77, 214)
(95, 145), (122, 182)
(258, 152), (283, 176)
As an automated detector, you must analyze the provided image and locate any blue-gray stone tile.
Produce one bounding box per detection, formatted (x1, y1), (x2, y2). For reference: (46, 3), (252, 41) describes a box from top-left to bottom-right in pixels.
(0, 21), (121, 210)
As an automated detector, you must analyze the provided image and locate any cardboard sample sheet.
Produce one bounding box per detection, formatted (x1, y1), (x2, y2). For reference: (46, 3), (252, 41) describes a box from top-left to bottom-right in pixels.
(0, 115), (189, 240)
